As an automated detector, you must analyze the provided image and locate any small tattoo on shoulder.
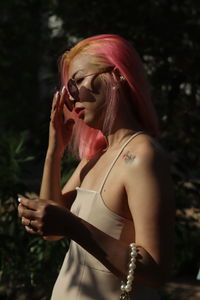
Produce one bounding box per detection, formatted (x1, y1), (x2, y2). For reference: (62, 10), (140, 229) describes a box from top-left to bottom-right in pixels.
(122, 151), (136, 163)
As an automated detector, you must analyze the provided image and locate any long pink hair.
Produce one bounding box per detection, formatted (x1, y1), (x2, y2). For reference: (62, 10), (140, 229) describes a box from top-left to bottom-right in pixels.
(59, 34), (159, 160)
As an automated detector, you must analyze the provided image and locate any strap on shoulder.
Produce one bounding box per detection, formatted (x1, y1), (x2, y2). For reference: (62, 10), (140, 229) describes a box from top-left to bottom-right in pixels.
(98, 131), (144, 193)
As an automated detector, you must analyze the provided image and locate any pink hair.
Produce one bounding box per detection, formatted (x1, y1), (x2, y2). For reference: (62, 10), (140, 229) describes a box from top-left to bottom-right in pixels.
(59, 34), (159, 160)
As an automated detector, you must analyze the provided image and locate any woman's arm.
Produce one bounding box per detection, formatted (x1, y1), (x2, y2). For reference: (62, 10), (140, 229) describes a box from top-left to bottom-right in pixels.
(40, 87), (88, 209)
(18, 142), (174, 287)
(66, 144), (175, 286)
(124, 143), (175, 285)
(38, 88), (86, 240)
(66, 144), (174, 286)
(39, 150), (86, 209)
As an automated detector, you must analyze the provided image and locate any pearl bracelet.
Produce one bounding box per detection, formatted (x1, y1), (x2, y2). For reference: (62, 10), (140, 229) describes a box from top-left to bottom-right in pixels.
(120, 243), (137, 299)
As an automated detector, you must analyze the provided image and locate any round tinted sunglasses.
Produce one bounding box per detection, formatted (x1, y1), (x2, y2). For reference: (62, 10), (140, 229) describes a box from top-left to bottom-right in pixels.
(65, 66), (114, 111)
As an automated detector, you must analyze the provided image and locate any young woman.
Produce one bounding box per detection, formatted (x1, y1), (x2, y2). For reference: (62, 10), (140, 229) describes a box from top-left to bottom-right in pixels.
(18, 34), (174, 299)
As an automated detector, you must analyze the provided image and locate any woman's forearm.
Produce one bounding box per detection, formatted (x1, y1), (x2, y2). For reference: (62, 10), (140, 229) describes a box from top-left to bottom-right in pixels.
(39, 89), (74, 207)
(39, 151), (64, 206)
(66, 212), (168, 287)
(39, 151), (66, 241)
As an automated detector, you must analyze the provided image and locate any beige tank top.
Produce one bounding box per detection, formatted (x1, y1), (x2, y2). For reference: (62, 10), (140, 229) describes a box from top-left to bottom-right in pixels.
(51, 131), (160, 300)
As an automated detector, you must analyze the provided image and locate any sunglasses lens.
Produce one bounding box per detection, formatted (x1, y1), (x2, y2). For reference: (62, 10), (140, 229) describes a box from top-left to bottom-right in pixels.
(66, 79), (79, 111)
(68, 80), (79, 99)
(65, 100), (73, 111)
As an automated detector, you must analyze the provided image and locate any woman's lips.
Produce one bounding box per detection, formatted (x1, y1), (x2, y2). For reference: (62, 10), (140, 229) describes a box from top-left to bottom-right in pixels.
(74, 107), (85, 119)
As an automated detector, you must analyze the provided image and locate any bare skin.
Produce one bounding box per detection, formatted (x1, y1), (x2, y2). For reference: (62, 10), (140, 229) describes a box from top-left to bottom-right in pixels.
(18, 53), (174, 287)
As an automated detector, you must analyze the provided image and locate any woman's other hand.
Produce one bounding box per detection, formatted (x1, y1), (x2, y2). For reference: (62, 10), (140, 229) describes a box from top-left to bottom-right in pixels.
(48, 87), (75, 157)
(18, 197), (71, 237)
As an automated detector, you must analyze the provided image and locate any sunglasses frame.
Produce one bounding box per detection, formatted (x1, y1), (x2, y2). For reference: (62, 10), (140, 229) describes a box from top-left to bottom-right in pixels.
(66, 66), (115, 111)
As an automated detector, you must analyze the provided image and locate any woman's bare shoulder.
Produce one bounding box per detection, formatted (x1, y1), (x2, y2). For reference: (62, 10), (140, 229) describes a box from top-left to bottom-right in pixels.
(123, 133), (174, 209)
(125, 134), (169, 165)
(118, 134), (171, 181)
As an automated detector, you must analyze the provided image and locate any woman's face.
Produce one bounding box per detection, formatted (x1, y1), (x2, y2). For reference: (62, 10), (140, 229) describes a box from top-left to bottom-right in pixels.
(68, 53), (111, 129)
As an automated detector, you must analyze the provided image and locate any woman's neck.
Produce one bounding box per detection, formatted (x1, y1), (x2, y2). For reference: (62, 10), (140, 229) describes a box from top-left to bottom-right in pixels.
(100, 97), (144, 150)
(104, 119), (143, 150)
(105, 130), (135, 149)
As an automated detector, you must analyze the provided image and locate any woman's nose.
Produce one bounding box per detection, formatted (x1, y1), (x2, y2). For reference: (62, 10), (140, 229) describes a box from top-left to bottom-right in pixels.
(80, 77), (93, 91)
(79, 83), (96, 103)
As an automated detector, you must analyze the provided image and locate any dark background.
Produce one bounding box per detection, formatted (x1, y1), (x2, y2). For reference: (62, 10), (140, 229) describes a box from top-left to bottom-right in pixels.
(0, 1), (199, 299)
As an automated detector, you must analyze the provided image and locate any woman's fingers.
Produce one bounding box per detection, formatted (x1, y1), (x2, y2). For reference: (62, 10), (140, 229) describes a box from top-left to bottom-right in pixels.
(18, 199), (46, 235)
(64, 118), (75, 135)
(58, 87), (67, 121)
(55, 88), (75, 131)
(51, 92), (60, 123)
(21, 215), (41, 235)
(18, 197), (70, 236)
(18, 205), (36, 220)
(51, 91), (60, 113)
(48, 87), (74, 153)
(51, 86), (73, 122)
(25, 224), (40, 235)
(60, 86), (66, 107)
(52, 86), (71, 124)
(21, 216), (31, 226)
(54, 89), (67, 125)
(20, 198), (37, 210)
(60, 86), (74, 116)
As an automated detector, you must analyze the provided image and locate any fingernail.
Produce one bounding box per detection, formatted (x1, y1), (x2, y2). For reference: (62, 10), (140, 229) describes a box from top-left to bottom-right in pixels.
(18, 197), (21, 203)
(55, 91), (59, 99)
(61, 86), (66, 94)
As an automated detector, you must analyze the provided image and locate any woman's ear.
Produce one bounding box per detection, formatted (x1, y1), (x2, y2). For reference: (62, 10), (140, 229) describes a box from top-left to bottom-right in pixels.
(113, 68), (125, 82)
(119, 75), (125, 82)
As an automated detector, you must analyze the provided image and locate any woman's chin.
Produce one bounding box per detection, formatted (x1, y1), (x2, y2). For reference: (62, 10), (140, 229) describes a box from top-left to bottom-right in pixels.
(83, 112), (104, 130)
(85, 120), (102, 131)
(82, 116), (98, 129)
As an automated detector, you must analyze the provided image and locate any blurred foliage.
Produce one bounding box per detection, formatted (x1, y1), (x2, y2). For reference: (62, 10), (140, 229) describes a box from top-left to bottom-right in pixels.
(0, 0), (199, 299)
(0, 131), (69, 299)
(0, 131), (34, 201)
(175, 214), (200, 276)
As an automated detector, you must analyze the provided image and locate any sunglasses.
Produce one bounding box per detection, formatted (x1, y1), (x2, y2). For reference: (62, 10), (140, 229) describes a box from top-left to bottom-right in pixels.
(65, 66), (114, 111)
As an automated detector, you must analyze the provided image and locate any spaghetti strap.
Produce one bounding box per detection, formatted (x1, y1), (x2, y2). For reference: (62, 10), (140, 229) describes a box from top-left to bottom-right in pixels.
(98, 131), (144, 193)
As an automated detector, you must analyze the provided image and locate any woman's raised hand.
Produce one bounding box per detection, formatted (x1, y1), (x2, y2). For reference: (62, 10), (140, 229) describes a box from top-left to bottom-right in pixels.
(48, 87), (75, 157)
